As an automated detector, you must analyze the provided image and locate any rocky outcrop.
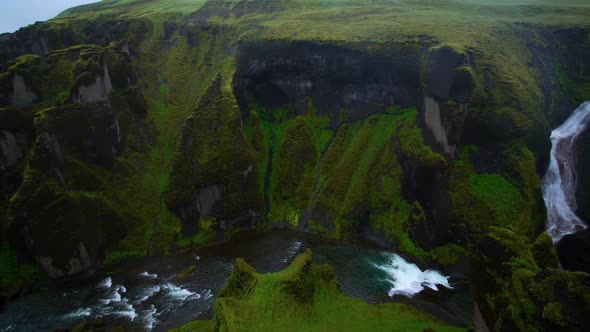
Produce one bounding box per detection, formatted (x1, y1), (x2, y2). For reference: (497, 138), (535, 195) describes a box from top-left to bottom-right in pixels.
(11, 73), (37, 106)
(2, 46), (147, 278)
(67, 45), (134, 104)
(70, 63), (113, 103)
(7, 101), (135, 278)
(471, 227), (590, 331)
(0, 130), (27, 171)
(166, 76), (263, 236)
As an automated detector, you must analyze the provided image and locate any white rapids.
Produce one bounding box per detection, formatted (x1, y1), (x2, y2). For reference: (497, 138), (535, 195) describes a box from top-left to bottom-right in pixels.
(375, 253), (452, 297)
(542, 101), (590, 242)
(60, 273), (206, 330)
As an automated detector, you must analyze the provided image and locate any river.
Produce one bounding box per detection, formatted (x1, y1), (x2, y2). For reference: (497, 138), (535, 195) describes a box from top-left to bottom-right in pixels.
(0, 229), (470, 331)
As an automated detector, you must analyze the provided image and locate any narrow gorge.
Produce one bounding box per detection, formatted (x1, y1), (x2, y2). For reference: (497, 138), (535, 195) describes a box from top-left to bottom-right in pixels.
(0, 1), (590, 331)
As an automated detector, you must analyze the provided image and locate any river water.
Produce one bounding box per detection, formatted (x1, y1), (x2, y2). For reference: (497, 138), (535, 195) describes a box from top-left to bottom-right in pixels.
(543, 101), (590, 242)
(0, 229), (470, 331)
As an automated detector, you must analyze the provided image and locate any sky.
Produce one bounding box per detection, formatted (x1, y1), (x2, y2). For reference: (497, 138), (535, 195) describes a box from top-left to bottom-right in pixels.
(0, 0), (101, 34)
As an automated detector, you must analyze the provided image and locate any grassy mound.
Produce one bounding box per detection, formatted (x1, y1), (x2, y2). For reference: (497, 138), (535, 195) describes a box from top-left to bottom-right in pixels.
(172, 249), (463, 332)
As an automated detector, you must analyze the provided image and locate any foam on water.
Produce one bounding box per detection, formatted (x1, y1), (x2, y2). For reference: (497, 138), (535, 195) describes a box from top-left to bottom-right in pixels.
(142, 305), (160, 330)
(139, 271), (158, 279)
(100, 286), (124, 305)
(282, 241), (303, 263)
(375, 253), (452, 298)
(135, 285), (162, 303)
(202, 288), (213, 300)
(84, 274), (205, 329)
(110, 300), (138, 321)
(161, 283), (200, 301)
(98, 277), (112, 289)
(543, 101), (590, 242)
(60, 307), (92, 319)
(1, 324), (16, 332)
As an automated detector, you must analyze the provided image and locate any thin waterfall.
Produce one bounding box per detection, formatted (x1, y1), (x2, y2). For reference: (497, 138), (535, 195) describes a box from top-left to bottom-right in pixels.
(542, 101), (590, 242)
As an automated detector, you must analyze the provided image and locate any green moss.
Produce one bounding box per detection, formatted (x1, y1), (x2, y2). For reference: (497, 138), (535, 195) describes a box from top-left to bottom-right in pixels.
(315, 107), (415, 239)
(449, 144), (544, 239)
(104, 250), (144, 266)
(529, 233), (559, 269)
(175, 265), (197, 282)
(166, 72), (263, 232)
(311, 106), (441, 260)
(503, 144), (546, 237)
(0, 242), (41, 298)
(308, 220), (328, 234)
(469, 173), (523, 227)
(277, 117), (318, 204)
(430, 244), (466, 266)
(542, 303), (566, 327)
(371, 204), (428, 262)
(488, 226), (539, 273)
(398, 124), (445, 166)
(467, 226), (590, 330)
(170, 320), (215, 332)
(509, 268), (538, 329)
(243, 102), (332, 226)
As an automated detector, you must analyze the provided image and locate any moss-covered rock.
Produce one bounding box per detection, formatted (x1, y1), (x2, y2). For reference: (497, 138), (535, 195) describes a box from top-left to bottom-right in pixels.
(471, 226), (590, 331)
(530, 233), (559, 270)
(6, 100), (145, 277)
(3, 53), (148, 277)
(166, 75), (263, 236)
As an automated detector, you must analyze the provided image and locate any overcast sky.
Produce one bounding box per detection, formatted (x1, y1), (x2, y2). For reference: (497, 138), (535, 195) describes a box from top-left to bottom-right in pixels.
(0, 0), (101, 34)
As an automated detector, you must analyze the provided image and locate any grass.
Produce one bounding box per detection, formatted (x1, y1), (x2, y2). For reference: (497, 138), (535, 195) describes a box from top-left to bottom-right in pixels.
(469, 173), (524, 227)
(52, 0), (590, 121)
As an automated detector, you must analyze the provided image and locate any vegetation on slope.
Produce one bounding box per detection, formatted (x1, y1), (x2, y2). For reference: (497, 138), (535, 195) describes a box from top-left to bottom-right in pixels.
(0, 3), (589, 327)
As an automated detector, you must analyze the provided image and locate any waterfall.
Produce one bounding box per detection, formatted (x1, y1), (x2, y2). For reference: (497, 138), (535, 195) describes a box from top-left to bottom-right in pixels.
(542, 101), (590, 243)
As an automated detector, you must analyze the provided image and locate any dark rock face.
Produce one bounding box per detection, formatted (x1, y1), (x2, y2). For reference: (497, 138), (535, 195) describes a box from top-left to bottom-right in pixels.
(0, 19), (142, 72)
(0, 130), (27, 171)
(233, 41), (422, 125)
(420, 46), (474, 156)
(36, 102), (124, 168)
(0, 24), (78, 71)
(575, 131), (590, 222)
(7, 102), (133, 278)
(557, 229), (590, 273)
(425, 46), (472, 102)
